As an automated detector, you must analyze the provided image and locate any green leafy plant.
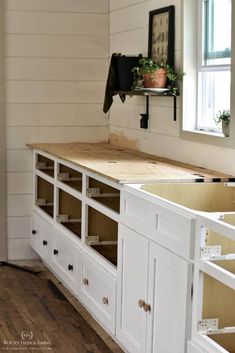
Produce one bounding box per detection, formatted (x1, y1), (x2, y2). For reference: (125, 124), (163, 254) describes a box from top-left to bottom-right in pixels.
(215, 109), (230, 124)
(132, 57), (185, 94)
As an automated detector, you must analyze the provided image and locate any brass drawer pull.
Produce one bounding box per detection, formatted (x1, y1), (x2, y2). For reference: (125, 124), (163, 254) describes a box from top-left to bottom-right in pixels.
(102, 297), (109, 305)
(138, 299), (144, 308)
(83, 278), (89, 286)
(143, 303), (151, 313)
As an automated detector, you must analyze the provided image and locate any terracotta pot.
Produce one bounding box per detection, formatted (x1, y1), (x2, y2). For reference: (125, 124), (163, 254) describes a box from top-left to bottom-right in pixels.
(143, 68), (167, 88)
(222, 121), (230, 137)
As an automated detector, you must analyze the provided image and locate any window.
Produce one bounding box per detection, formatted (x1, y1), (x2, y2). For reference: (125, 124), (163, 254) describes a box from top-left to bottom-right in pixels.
(197, 0), (231, 133)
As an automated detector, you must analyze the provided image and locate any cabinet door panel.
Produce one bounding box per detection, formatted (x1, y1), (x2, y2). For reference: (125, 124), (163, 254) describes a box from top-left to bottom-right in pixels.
(117, 224), (149, 353)
(147, 242), (191, 353)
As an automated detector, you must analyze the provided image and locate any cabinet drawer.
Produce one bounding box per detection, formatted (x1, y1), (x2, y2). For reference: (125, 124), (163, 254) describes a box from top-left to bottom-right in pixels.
(51, 228), (80, 293)
(78, 253), (116, 334)
(121, 190), (194, 259)
(31, 212), (52, 265)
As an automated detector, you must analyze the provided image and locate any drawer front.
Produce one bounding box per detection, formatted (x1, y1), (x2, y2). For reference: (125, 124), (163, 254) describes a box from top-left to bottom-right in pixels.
(31, 212), (52, 264)
(121, 190), (195, 259)
(51, 228), (80, 293)
(78, 252), (116, 334)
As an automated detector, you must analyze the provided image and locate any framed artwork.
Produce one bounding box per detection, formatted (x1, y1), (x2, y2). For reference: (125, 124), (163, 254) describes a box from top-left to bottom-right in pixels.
(148, 6), (175, 67)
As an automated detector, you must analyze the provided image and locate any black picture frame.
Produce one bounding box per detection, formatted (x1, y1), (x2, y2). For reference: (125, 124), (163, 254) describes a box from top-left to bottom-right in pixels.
(148, 6), (175, 67)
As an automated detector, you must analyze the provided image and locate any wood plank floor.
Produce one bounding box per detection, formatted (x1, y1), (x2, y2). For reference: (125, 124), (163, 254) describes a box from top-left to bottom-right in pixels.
(0, 263), (123, 353)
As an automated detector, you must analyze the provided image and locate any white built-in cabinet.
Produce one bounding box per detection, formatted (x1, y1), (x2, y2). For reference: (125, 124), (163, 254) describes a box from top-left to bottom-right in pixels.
(31, 150), (119, 336)
(117, 224), (191, 353)
(31, 149), (235, 353)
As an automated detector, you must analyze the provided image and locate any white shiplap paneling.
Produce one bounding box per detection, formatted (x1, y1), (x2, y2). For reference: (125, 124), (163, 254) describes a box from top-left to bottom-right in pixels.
(6, 0), (109, 13)
(6, 126), (108, 149)
(5, 0), (109, 260)
(6, 104), (107, 127)
(5, 11), (108, 36)
(5, 58), (108, 81)
(7, 217), (31, 239)
(5, 34), (109, 58)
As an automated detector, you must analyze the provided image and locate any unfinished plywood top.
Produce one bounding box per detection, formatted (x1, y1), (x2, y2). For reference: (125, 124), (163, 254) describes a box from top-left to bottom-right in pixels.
(28, 142), (234, 184)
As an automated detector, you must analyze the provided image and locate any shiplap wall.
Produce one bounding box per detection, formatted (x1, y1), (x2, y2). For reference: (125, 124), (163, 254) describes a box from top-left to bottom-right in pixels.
(5, 0), (109, 260)
(109, 0), (235, 176)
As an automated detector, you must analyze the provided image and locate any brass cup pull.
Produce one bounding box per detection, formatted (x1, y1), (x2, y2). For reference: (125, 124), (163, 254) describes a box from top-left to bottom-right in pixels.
(143, 303), (151, 313)
(83, 278), (89, 286)
(138, 299), (144, 308)
(102, 297), (109, 305)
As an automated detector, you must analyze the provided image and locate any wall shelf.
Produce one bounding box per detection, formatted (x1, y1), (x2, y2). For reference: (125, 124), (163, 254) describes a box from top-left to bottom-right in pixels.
(114, 89), (178, 129)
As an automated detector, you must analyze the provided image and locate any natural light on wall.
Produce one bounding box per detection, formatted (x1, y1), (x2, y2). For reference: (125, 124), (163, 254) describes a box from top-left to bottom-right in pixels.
(183, 0), (232, 136)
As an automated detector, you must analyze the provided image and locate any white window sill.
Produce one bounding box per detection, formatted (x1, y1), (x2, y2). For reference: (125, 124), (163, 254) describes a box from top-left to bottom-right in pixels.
(188, 129), (226, 138)
(180, 128), (235, 148)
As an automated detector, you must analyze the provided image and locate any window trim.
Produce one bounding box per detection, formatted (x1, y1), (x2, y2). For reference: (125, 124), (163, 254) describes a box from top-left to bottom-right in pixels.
(181, 0), (235, 147)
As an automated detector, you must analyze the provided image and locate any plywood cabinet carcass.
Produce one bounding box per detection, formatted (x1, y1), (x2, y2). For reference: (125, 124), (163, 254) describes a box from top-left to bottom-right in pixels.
(189, 213), (235, 353)
(117, 224), (192, 353)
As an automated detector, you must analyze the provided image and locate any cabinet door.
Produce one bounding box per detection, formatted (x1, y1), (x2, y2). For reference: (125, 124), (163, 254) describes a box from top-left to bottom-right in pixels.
(117, 224), (149, 353)
(51, 228), (80, 293)
(147, 242), (191, 353)
(31, 212), (52, 265)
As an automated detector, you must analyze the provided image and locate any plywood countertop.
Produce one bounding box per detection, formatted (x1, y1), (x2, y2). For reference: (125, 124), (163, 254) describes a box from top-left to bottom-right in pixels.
(28, 142), (234, 184)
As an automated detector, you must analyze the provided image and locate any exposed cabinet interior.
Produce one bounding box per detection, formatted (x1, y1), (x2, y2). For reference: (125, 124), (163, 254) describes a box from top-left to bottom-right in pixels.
(202, 274), (235, 353)
(87, 206), (118, 266)
(142, 183), (235, 212)
(203, 218), (235, 274)
(58, 163), (82, 192)
(36, 176), (54, 217)
(87, 177), (120, 213)
(36, 154), (54, 177)
(58, 189), (82, 239)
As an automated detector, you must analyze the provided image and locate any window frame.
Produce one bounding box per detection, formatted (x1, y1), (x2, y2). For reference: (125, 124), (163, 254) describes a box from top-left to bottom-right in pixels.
(196, 0), (231, 133)
(181, 0), (235, 147)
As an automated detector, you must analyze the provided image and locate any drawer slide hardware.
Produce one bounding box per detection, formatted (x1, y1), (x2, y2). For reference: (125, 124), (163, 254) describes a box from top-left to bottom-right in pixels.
(200, 246), (221, 260)
(36, 162), (54, 170)
(86, 235), (117, 246)
(87, 188), (119, 198)
(198, 319), (235, 335)
(198, 319), (218, 333)
(57, 173), (82, 182)
(36, 199), (53, 207)
(201, 246), (235, 261)
(56, 214), (81, 223)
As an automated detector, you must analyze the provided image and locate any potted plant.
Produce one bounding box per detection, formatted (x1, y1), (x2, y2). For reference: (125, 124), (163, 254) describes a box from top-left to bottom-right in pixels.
(215, 109), (230, 137)
(132, 57), (184, 94)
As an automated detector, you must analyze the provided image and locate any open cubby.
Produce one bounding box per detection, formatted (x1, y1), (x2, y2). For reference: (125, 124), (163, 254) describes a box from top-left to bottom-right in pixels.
(36, 176), (54, 217)
(201, 273), (235, 353)
(58, 189), (82, 239)
(202, 220), (235, 274)
(87, 177), (120, 213)
(58, 164), (82, 192)
(87, 206), (118, 266)
(36, 154), (54, 177)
